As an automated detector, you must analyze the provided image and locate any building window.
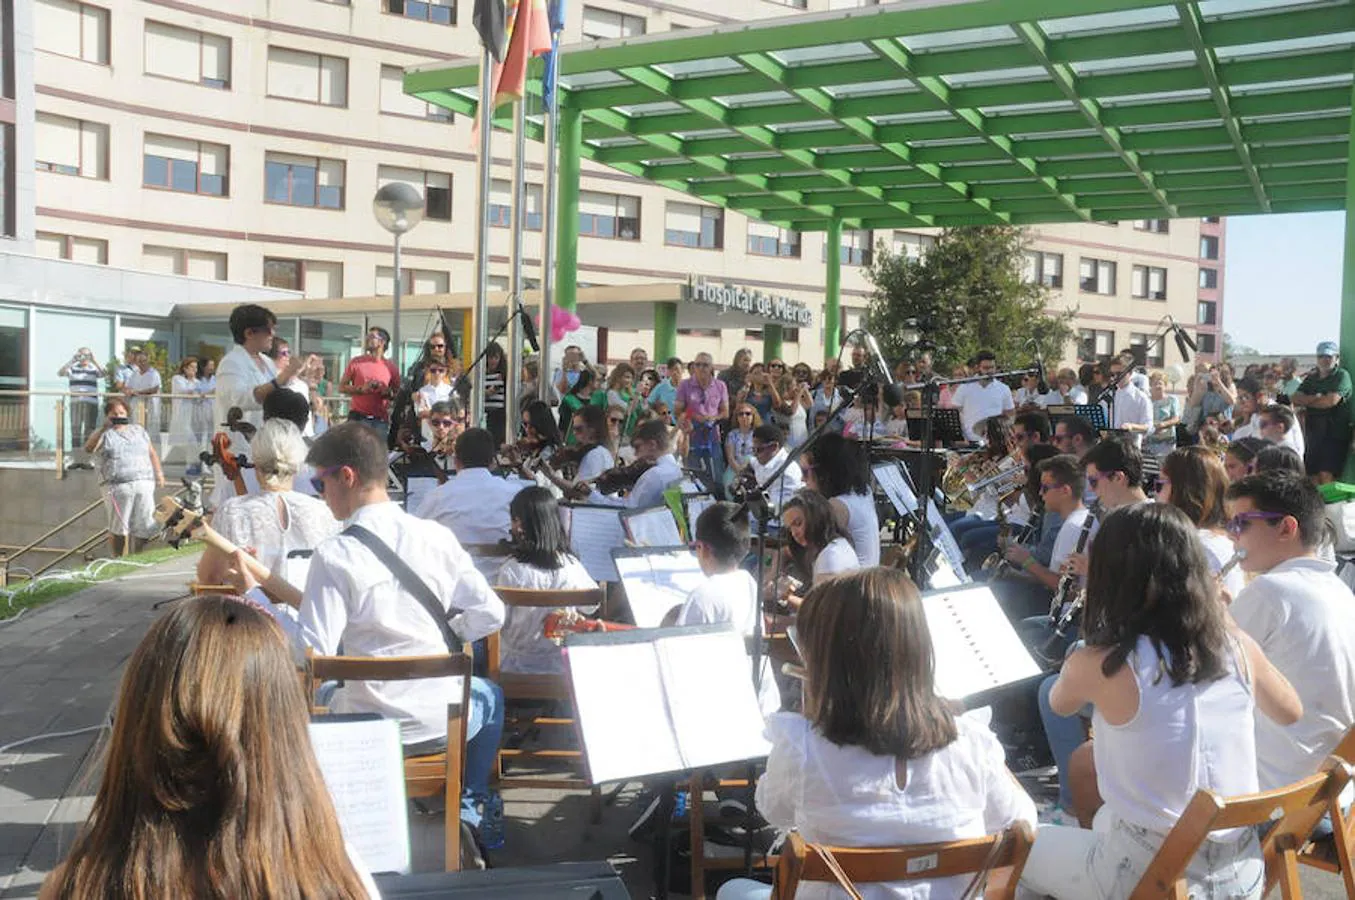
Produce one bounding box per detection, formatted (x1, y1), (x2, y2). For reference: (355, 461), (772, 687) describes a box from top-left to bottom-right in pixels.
(377, 166), (452, 221)
(142, 244), (227, 280)
(1078, 257), (1116, 295)
(1023, 250), (1063, 288)
(35, 0), (109, 65)
(384, 0), (455, 24)
(379, 64), (452, 121)
(747, 221), (800, 258)
(1133, 219), (1169, 234)
(1131, 264), (1167, 300)
(143, 134), (229, 196)
(1197, 300), (1217, 326)
(35, 113), (108, 179)
(582, 6), (645, 39)
(1201, 216), (1220, 224)
(488, 178), (543, 230)
(0, 123), (12, 239)
(263, 258), (342, 297)
(579, 190), (639, 240)
(144, 21), (230, 88)
(825, 229), (873, 266)
(1078, 328), (1115, 362)
(376, 266), (450, 295)
(1200, 235), (1220, 260)
(266, 46), (348, 107)
(36, 231), (107, 263)
(1199, 267), (1218, 290)
(264, 153), (344, 209)
(892, 231), (935, 262)
(665, 202), (723, 249)
(765, 0), (808, 6)
(1128, 333), (1165, 368)
(1198, 333), (1217, 355)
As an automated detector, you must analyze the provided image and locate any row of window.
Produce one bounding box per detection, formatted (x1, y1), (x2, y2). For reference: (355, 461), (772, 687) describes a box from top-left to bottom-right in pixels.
(1078, 328), (1218, 365)
(1024, 250), (1219, 302)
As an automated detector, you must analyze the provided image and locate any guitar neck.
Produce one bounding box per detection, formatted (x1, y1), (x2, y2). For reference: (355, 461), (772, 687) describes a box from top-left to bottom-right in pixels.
(196, 519), (272, 583)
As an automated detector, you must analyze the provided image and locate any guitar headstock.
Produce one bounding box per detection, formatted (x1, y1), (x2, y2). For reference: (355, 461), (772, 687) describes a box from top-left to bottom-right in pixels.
(154, 496), (206, 548)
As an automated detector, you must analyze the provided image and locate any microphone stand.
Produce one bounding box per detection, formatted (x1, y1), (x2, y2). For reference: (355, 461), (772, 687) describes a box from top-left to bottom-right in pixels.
(455, 299), (532, 429)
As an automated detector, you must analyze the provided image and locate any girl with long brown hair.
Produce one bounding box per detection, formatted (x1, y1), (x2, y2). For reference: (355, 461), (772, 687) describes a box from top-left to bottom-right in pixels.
(41, 595), (377, 900)
(1156, 445), (1247, 601)
(718, 568), (1035, 900)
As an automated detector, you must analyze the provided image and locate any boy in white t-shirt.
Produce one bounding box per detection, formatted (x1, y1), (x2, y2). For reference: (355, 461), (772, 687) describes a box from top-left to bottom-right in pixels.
(677, 502), (780, 716)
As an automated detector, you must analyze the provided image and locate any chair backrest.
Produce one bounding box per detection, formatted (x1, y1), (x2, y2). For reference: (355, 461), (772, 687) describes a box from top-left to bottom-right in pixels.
(1129, 761), (1351, 900)
(307, 651), (473, 687)
(773, 823), (1035, 900)
(1329, 723), (1355, 764)
(494, 587), (607, 609)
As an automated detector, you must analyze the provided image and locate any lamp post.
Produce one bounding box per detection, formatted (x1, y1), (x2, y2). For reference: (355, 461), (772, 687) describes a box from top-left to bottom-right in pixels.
(373, 183), (425, 374)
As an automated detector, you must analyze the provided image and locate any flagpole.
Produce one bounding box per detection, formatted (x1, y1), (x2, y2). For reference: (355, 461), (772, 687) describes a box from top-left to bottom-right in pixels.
(538, 12), (563, 402)
(506, 96), (527, 428)
(472, 48), (494, 430)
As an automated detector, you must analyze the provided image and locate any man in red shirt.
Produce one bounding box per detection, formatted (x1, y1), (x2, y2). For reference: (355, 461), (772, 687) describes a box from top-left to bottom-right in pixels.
(341, 327), (400, 440)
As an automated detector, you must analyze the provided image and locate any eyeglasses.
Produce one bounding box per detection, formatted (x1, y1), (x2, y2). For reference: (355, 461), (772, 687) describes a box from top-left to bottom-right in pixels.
(738, 411), (754, 417)
(608, 417), (624, 425)
(769, 363), (785, 370)
(1086, 473), (1104, 488)
(276, 349), (291, 357)
(309, 464), (344, 495)
(430, 418), (455, 427)
(1226, 511), (1287, 536)
(430, 342), (446, 349)
(752, 443), (774, 454)
(1038, 481), (1062, 494)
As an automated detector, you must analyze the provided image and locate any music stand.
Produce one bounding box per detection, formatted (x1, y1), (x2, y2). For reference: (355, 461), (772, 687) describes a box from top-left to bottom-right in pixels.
(1073, 404), (1108, 432)
(930, 408), (966, 445)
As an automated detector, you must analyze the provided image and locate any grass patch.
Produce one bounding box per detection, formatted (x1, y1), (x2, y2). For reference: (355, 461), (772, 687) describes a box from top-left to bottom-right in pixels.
(0, 542), (203, 619)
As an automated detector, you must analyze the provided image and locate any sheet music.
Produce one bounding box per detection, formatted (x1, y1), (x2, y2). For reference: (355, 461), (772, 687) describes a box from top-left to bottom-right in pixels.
(677, 477), (704, 495)
(623, 506), (683, 547)
(685, 495), (715, 532)
(922, 586), (1041, 702)
(308, 718), (411, 875)
(873, 463), (917, 515)
(566, 641), (684, 783)
(655, 630), (772, 770)
(874, 462), (970, 585)
(925, 503), (970, 582)
(614, 549), (705, 627)
(567, 505), (628, 582)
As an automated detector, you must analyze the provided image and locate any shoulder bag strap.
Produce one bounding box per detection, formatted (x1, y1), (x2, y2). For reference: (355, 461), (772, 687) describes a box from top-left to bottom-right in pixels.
(343, 524), (462, 653)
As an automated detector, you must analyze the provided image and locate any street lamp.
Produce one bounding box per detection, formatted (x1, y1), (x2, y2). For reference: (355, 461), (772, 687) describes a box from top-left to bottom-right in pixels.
(373, 182), (425, 375)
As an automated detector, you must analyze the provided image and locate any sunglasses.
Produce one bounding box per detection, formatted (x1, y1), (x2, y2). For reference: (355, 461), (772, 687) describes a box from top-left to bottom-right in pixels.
(608, 417), (624, 425)
(430, 418), (455, 427)
(1226, 511), (1286, 537)
(738, 411), (754, 417)
(276, 349), (291, 357)
(769, 363), (785, 369)
(309, 464), (344, 495)
(430, 342), (446, 348)
(1038, 481), (1063, 494)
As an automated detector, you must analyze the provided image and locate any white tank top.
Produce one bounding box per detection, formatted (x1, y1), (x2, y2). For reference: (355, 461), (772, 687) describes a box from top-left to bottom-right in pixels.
(833, 491), (880, 567)
(1093, 635), (1258, 839)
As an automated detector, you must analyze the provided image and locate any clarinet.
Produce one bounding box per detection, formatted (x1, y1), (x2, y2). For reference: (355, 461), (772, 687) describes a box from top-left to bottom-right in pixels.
(1048, 503), (1099, 624)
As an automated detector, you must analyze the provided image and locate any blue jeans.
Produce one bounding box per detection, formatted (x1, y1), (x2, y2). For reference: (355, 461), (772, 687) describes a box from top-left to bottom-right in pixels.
(1039, 672), (1089, 812)
(462, 676), (504, 828)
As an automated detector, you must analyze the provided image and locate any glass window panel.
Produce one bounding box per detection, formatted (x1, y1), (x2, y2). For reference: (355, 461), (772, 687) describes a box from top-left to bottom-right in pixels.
(291, 165), (318, 207)
(143, 154), (169, 187)
(264, 160), (290, 203)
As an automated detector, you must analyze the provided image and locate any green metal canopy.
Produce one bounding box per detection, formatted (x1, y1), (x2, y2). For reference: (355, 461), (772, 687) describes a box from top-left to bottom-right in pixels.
(406, 0), (1355, 232)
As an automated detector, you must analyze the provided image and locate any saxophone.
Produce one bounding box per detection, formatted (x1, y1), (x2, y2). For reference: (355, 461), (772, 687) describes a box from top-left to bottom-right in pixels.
(980, 500), (1010, 573)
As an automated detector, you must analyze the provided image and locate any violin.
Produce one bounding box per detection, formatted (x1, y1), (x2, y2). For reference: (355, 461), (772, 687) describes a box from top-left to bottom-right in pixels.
(591, 458), (656, 497)
(208, 432), (249, 496)
(394, 426), (451, 484)
(541, 442), (592, 481)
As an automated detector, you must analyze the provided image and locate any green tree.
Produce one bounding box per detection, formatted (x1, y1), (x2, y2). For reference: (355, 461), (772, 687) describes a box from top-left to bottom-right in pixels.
(865, 226), (1075, 373)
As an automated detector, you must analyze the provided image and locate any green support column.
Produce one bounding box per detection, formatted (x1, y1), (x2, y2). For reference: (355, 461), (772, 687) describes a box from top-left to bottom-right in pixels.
(654, 302), (677, 362)
(1342, 91), (1355, 480)
(763, 324), (783, 362)
(824, 219), (843, 359)
(555, 105), (583, 313)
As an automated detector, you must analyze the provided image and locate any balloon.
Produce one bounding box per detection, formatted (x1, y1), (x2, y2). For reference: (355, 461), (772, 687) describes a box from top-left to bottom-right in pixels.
(1167, 363), (1186, 387)
(549, 304), (581, 343)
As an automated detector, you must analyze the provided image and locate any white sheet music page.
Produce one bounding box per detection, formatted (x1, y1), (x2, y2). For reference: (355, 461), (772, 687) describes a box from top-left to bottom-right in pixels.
(624, 506), (683, 547)
(568, 505), (627, 582)
(922, 586), (1041, 702)
(308, 718), (411, 875)
(872, 463), (917, 516)
(566, 641), (685, 783)
(655, 629), (772, 770)
(614, 550), (704, 627)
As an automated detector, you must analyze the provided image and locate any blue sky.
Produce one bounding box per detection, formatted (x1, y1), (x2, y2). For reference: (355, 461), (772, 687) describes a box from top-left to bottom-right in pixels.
(1224, 211), (1343, 355)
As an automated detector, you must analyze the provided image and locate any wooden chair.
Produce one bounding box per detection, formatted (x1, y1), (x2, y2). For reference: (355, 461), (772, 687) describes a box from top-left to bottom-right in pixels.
(1297, 725), (1355, 897)
(1128, 760), (1352, 900)
(486, 586), (605, 817)
(771, 823), (1035, 900)
(305, 649), (473, 872)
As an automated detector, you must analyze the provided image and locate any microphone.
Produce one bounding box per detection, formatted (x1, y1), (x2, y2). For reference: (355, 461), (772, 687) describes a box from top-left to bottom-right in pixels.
(517, 297), (540, 353)
(1172, 325), (1193, 362)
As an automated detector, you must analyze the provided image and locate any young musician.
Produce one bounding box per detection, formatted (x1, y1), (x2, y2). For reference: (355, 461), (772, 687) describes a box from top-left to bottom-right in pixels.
(802, 432), (880, 567)
(540, 406), (614, 500)
(587, 420), (682, 509)
(748, 423), (803, 514)
(1227, 470), (1355, 790)
(224, 423), (507, 846)
(1019, 504), (1300, 897)
(1224, 436), (1269, 483)
(676, 502), (779, 715)
(717, 569), (1036, 900)
(1001, 455), (1089, 619)
(1104, 356), (1152, 448)
(1081, 435), (1148, 512)
(1051, 416), (1097, 458)
(1156, 446), (1246, 601)
(495, 487), (597, 675)
(781, 490), (857, 596)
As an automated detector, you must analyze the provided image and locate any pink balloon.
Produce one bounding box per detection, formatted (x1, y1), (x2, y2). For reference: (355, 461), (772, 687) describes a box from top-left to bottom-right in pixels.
(549, 304), (582, 343)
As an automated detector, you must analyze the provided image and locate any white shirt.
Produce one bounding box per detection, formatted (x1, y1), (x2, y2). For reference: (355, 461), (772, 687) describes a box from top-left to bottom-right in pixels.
(1231, 556), (1355, 790)
(755, 712), (1036, 900)
(214, 344), (277, 457)
(416, 382), (453, 443)
(413, 467), (531, 548)
(590, 453), (682, 509)
(296, 501), (505, 744)
(577, 444), (614, 482)
(1111, 382), (1153, 447)
(1050, 505), (1090, 572)
(812, 536), (859, 583)
(495, 555), (597, 675)
(1232, 413), (1261, 441)
(1062, 385), (1089, 405)
(950, 380), (1015, 443)
(750, 447), (804, 514)
(677, 569), (780, 716)
(1198, 528), (1246, 601)
(834, 491), (881, 567)
(213, 490), (339, 580)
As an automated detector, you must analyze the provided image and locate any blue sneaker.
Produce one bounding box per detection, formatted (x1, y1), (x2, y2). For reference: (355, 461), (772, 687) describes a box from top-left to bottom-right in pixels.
(479, 792), (505, 850)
